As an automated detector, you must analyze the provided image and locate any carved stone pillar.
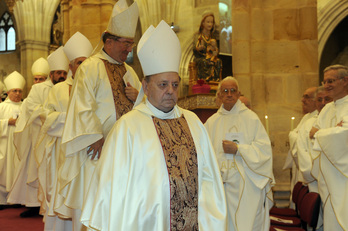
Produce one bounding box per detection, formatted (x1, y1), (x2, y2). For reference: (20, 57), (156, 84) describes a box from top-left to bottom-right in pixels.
(13, 0), (60, 96)
(61, 0), (116, 47)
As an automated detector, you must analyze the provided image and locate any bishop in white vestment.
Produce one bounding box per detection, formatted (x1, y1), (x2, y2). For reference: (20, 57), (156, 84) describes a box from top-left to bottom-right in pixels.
(0, 71), (25, 206)
(81, 20), (227, 231)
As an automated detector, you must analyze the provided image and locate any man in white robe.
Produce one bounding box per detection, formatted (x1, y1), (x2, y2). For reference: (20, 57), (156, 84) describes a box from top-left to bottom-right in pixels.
(283, 86), (317, 208)
(310, 64), (348, 230)
(8, 47), (69, 217)
(58, 1), (141, 229)
(34, 32), (93, 231)
(31, 57), (50, 84)
(296, 86), (332, 230)
(204, 76), (274, 231)
(0, 71), (25, 209)
(81, 20), (226, 231)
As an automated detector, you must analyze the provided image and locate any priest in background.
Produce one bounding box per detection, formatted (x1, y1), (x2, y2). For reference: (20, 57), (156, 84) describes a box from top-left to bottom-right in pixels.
(311, 64), (348, 231)
(35, 31), (93, 231)
(0, 71), (25, 209)
(283, 86), (317, 208)
(296, 86), (332, 231)
(81, 20), (227, 231)
(205, 76), (274, 231)
(9, 47), (69, 217)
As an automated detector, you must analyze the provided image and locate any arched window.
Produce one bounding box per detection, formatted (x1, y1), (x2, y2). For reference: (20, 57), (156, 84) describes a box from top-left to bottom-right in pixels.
(0, 11), (16, 52)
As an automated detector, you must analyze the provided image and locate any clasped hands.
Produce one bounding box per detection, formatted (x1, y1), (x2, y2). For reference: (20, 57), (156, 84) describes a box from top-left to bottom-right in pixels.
(222, 140), (238, 154)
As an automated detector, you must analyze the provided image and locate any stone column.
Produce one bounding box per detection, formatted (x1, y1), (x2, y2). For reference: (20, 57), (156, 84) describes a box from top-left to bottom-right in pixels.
(18, 41), (50, 95)
(232, 0), (319, 187)
(61, 0), (116, 47)
(13, 0), (60, 96)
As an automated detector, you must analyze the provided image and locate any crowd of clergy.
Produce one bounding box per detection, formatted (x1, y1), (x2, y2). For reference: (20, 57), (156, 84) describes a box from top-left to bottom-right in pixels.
(0, 0), (347, 230)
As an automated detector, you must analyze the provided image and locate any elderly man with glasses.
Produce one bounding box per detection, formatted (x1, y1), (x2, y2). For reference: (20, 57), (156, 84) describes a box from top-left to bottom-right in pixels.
(59, 0), (141, 228)
(204, 76), (274, 231)
(310, 64), (348, 230)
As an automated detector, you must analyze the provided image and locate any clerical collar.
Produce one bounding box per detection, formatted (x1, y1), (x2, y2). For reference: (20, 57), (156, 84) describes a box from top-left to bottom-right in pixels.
(309, 110), (318, 117)
(219, 100), (242, 115)
(145, 98), (178, 119)
(5, 97), (22, 105)
(334, 94), (348, 105)
(101, 48), (123, 65)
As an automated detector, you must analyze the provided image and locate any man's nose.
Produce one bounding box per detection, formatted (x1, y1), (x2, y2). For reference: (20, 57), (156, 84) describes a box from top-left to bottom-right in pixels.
(167, 85), (174, 94)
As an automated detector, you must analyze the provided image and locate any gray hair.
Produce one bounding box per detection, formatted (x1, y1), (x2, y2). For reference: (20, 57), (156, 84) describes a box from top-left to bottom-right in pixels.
(217, 76), (239, 92)
(314, 86), (325, 98)
(323, 64), (348, 79)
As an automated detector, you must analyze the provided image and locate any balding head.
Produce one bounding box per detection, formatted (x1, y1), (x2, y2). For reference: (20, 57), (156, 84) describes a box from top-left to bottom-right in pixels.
(301, 87), (317, 114)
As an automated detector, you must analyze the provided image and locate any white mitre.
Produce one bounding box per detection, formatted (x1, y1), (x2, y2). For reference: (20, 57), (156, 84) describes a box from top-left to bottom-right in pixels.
(137, 20), (181, 76)
(105, 0), (139, 38)
(31, 57), (50, 77)
(64, 31), (93, 61)
(4, 71), (26, 91)
(47, 46), (69, 72)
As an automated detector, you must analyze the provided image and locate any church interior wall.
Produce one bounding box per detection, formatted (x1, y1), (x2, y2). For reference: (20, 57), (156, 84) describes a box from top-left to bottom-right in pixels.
(0, 1), (20, 85)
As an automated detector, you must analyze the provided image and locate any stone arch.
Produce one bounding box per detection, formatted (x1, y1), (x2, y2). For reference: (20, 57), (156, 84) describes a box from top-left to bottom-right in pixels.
(318, 0), (348, 59)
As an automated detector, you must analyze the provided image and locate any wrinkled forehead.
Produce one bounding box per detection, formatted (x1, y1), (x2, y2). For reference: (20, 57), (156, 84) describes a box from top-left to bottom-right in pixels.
(221, 80), (238, 90)
(316, 90), (328, 98)
(150, 72), (180, 81)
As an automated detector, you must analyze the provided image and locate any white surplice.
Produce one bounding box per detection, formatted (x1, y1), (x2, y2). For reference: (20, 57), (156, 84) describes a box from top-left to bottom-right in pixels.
(8, 79), (54, 207)
(285, 110), (317, 208)
(35, 77), (74, 230)
(296, 115), (323, 229)
(0, 98), (21, 204)
(80, 100), (227, 231)
(58, 50), (141, 220)
(204, 100), (274, 231)
(313, 95), (348, 231)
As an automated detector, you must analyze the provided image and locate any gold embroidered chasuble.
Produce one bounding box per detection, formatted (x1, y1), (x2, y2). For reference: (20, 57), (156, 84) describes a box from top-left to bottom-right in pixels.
(153, 115), (199, 231)
(102, 59), (134, 119)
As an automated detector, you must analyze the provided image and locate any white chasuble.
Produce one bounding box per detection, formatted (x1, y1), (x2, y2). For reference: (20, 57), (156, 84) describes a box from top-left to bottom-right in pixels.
(0, 98), (21, 203)
(205, 100), (274, 231)
(59, 49), (141, 212)
(313, 95), (348, 231)
(80, 100), (227, 231)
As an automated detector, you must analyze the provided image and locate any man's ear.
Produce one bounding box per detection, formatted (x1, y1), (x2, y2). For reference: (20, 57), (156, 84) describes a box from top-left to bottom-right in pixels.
(142, 79), (148, 95)
(69, 63), (73, 72)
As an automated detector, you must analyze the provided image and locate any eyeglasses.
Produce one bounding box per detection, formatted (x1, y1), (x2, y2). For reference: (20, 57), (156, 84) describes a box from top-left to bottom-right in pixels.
(221, 88), (238, 94)
(321, 78), (342, 85)
(317, 97), (332, 102)
(114, 39), (136, 49)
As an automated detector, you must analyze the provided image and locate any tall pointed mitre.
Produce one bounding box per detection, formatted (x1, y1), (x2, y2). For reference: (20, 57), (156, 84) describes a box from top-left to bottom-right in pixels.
(31, 57), (50, 77)
(4, 71), (26, 91)
(47, 46), (69, 72)
(63, 31), (93, 61)
(105, 0), (139, 38)
(137, 20), (181, 76)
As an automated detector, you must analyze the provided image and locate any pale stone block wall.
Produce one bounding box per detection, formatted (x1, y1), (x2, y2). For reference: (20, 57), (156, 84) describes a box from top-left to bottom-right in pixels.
(232, 0), (319, 187)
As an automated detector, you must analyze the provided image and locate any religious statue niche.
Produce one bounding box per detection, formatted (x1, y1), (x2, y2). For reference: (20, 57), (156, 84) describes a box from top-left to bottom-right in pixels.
(191, 12), (222, 94)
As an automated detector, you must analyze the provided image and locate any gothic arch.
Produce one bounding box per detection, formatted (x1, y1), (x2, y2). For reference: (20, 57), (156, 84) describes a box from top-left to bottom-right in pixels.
(318, 0), (348, 59)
